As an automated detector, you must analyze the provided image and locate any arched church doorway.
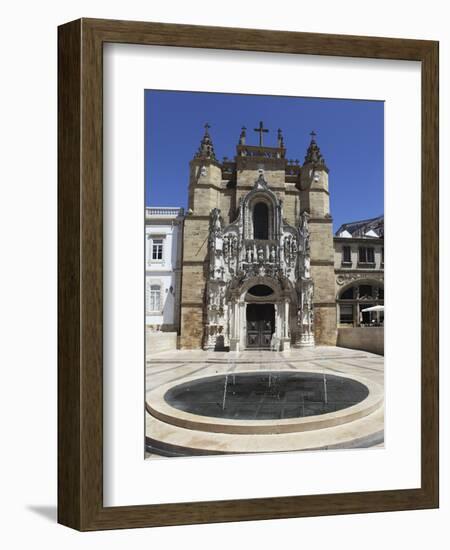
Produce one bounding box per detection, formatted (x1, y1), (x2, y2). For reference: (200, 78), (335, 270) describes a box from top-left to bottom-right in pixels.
(246, 303), (275, 348)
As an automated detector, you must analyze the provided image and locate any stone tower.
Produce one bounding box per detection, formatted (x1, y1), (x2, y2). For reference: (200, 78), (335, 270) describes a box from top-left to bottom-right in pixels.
(298, 132), (337, 345)
(179, 124), (337, 350)
(179, 124), (222, 349)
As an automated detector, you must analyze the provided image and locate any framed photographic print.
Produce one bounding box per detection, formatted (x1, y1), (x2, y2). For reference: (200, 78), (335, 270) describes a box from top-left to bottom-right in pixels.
(58, 18), (439, 530)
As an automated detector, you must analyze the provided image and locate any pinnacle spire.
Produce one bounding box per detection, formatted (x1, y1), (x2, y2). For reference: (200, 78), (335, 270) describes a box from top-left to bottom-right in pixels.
(277, 128), (284, 148)
(304, 130), (327, 167)
(239, 126), (247, 145)
(195, 123), (217, 160)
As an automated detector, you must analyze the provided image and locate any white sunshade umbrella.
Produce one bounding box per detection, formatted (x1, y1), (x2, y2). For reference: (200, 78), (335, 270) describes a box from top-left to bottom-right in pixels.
(360, 305), (384, 313)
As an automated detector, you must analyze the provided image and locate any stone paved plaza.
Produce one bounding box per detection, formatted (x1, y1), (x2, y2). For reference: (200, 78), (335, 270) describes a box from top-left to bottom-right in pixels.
(145, 346), (384, 457)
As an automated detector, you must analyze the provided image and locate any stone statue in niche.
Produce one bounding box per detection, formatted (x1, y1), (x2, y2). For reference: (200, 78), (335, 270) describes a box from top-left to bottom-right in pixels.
(299, 211), (311, 278)
(291, 237), (298, 255)
(295, 280), (314, 346)
(309, 303), (314, 326)
(299, 211), (311, 252)
(208, 209), (224, 280)
(223, 236), (229, 258)
(211, 208), (222, 235)
(304, 253), (311, 279)
(257, 246), (264, 263)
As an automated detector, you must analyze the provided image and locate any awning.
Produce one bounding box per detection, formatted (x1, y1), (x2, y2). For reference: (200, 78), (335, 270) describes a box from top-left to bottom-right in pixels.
(360, 305), (384, 312)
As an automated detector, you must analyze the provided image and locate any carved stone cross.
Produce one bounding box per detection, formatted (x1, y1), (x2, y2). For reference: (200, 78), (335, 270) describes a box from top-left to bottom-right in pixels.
(254, 121), (269, 146)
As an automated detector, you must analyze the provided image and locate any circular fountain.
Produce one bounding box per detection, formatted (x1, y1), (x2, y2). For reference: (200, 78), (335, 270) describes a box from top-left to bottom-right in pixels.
(146, 370), (383, 441)
(165, 371), (369, 420)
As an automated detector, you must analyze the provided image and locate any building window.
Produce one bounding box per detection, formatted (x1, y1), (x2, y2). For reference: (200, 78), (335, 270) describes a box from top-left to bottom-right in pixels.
(152, 238), (164, 261)
(337, 281), (384, 327)
(359, 284), (374, 299)
(340, 287), (354, 300)
(339, 304), (353, 325)
(342, 245), (352, 266)
(149, 284), (161, 312)
(358, 246), (375, 265)
(253, 202), (269, 240)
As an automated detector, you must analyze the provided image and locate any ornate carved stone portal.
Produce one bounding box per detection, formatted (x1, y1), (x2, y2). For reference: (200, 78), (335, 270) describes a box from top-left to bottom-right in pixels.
(204, 172), (315, 351)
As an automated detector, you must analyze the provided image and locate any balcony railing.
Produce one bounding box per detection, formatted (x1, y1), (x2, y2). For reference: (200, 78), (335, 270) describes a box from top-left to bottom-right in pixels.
(145, 207), (184, 218)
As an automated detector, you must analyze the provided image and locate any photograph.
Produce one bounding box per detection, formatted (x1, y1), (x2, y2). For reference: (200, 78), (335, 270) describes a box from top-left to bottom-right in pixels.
(144, 91), (385, 457)
(1, 0), (442, 540)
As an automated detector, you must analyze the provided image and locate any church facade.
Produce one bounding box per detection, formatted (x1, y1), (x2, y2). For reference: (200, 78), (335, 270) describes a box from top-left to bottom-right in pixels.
(179, 123), (337, 351)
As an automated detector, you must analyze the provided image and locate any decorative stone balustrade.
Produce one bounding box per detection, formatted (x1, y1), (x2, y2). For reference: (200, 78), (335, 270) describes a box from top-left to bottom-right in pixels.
(145, 207), (184, 218)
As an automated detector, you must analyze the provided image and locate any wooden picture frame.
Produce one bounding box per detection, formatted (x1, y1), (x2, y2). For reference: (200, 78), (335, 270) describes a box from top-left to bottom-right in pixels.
(58, 18), (439, 531)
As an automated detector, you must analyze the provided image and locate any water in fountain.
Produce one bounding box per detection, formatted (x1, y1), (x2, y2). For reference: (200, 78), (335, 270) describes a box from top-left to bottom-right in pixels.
(165, 372), (369, 420)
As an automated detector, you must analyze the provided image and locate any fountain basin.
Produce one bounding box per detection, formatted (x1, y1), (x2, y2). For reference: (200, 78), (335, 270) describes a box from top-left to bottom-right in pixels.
(164, 372), (369, 419)
(146, 370), (383, 435)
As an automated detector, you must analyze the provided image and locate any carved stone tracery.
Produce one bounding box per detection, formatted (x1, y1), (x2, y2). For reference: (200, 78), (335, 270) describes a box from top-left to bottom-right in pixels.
(204, 173), (315, 350)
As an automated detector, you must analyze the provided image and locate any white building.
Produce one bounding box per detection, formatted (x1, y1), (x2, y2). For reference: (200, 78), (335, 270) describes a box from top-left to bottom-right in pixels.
(334, 215), (384, 327)
(145, 207), (184, 332)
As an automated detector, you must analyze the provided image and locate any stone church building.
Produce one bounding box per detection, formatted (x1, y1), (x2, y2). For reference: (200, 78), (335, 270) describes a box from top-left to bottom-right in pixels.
(179, 123), (337, 351)
(145, 124), (384, 353)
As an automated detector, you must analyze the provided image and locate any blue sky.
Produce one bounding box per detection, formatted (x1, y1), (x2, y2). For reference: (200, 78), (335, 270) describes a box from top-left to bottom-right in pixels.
(145, 90), (384, 232)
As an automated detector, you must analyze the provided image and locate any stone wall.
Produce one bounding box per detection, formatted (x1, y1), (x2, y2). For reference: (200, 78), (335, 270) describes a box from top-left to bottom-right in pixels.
(180, 307), (204, 349)
(309, 219), (337, 345)
(219, 190), (234, 224)
(236, 167), (286, 188)
(180, 214), (209, 348)
(314, 305), (337, 345)
(182, 218), (209, 261)
(283, 190), (300, 226)
(337, 327), (384, 355)
(146, 330), (178, 356)
(309, 222), (334, 260)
